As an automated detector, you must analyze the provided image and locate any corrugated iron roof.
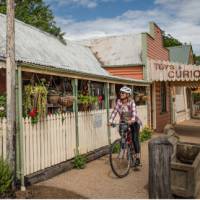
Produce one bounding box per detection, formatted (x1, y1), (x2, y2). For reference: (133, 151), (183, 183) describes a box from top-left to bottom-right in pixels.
(167, 45), (192, 64)
(0, 14), (109, 77)
(78, 34), (143, 66)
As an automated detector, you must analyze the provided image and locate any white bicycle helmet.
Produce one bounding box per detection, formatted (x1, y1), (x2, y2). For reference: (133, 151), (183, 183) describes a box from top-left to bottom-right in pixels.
(120, 86), (132, 94)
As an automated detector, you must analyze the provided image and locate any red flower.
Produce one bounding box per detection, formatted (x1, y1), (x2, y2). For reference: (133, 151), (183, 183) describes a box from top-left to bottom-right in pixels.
(29, 108), (37, 118)
(98, 95), (103, 103)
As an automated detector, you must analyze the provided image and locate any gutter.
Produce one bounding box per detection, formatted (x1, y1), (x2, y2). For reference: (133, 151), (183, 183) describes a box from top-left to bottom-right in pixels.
(18, 61), (151, 86)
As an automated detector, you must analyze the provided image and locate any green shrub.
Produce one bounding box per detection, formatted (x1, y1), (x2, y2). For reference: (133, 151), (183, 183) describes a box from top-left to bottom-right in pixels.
(140, 126), (153, 142)
(0, 95), (6, 118)
(73, 153), (87, 169)
(0, 157), (13, 197)
(113, 142), (120, 153)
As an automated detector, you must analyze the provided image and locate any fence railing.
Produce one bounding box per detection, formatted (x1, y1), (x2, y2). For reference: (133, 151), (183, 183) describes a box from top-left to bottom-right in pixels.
(0, 105), (148, 176)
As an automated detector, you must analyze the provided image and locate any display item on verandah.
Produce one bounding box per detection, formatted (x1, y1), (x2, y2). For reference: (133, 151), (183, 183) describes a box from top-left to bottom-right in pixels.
(23, 84), (48, 120)
(58, 95), (74, 107)
(47, 89), (60, 104)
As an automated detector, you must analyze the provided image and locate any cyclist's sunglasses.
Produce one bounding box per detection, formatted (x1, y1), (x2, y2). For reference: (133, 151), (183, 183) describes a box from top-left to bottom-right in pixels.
(120, 92), (126, 95)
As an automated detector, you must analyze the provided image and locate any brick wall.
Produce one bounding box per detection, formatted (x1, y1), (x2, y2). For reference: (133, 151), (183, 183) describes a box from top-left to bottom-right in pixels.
(104, 66), (143, 80)
(0, 69), (6, 94)
(146, 23), (171, 132)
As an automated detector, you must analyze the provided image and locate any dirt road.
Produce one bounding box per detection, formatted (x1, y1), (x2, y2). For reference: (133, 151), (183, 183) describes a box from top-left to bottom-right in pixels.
(36, 140), (149, 199)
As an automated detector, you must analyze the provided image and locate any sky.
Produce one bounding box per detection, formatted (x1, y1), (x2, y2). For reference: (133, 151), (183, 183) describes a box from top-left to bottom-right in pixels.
(44, 0), (200, 54)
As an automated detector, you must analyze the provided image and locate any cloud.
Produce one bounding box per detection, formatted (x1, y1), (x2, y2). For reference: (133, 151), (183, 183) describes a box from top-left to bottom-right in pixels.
(45, 0), (119, 8)
(55, 0), (200, 54)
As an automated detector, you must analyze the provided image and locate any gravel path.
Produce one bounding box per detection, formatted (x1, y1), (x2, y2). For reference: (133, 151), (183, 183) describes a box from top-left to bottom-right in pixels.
(32, 124), (200, 199)
(36, 140), (149, 199)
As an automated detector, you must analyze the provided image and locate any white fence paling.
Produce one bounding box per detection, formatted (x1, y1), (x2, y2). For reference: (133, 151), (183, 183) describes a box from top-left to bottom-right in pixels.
(0, 118), (7, 159)
(23, 113), (76, 175)
(137, 105), (148, 127)
(78, 110), (109, 154)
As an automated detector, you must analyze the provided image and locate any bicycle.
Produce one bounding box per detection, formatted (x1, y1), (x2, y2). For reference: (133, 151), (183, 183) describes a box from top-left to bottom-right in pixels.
(109, 122), (141, 178)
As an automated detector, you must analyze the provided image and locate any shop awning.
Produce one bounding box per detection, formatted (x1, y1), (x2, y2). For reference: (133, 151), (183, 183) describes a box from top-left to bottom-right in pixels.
(147, 59), (200, 82)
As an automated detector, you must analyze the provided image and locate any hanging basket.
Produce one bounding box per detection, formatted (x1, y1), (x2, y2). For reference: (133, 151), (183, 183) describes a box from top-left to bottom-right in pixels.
(135, 96), (140, 102)
(47, 93), (60, 104)
(58, 96), (74, 107)
(142, 95), (148, 101)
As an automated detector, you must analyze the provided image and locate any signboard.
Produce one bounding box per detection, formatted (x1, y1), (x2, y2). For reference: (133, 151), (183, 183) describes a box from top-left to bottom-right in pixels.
(148, 59), (200, 81)
(93, 113), (102, 128)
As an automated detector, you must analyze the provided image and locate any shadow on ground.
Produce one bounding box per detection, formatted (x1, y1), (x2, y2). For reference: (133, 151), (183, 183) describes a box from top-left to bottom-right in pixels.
(16, 185), (86, 199)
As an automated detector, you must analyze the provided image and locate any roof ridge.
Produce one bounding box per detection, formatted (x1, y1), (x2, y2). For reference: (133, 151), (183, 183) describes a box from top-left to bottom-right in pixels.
(78, 32), (141, 42)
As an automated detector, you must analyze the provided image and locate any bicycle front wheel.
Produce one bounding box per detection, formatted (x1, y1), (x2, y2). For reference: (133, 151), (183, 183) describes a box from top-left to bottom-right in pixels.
(109, 138), (131, 178)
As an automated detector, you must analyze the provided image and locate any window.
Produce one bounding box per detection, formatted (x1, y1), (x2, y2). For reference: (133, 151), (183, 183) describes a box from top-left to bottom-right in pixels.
(160, 82), (167, 113)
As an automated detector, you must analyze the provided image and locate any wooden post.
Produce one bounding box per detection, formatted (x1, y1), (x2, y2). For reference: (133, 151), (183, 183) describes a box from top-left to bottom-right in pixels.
(17, 66), (25, 191)
(72, 79), (79, 153)
(104, 82), (111, 144)
(6, 0), (16, 175)
(148, 136), (173, 199)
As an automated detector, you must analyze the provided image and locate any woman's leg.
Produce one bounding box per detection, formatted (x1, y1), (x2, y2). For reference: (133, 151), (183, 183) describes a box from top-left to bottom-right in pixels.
(131, 122), (140, 153)
(131, 122), (141, 164)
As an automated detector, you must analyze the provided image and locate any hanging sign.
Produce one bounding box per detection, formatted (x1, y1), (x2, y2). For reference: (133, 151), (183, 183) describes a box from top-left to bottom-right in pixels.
(148, 59), (200, 81)
(93, 113), (102, 128)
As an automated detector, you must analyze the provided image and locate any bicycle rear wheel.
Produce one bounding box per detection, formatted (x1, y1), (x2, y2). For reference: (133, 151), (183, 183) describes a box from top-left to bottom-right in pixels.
(109, 138), (131, 178)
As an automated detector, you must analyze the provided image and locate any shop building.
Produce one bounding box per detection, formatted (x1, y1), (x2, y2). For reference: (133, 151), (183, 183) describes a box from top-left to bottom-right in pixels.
(80, 22), (200, 132)
(0, 13), (149, 184)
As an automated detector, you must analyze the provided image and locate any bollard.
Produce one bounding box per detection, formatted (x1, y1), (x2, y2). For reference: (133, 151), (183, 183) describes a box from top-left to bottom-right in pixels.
(148, 136), (173, 199)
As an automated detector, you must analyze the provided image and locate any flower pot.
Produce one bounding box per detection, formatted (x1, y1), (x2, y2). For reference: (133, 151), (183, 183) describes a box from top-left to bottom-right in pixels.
(47, 94), (60, 104)
(58, 96), (74, 107)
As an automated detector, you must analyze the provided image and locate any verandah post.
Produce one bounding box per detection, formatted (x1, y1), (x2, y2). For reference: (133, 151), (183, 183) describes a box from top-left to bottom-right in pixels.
(104, 82), (111, 144)
(16, 66), (25, 191)
(6, 0), (16, 183)
(72, 79), (79, 154)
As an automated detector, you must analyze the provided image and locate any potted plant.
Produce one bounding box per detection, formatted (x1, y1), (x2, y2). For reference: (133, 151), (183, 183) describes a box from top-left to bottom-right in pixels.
(24, 84), (48, 124)
(78, 94), (98, 111)
(47, 89), (60, 104)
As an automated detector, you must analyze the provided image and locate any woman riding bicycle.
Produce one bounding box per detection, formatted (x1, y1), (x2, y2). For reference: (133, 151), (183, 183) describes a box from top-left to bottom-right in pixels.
(108, 86), (142, 166)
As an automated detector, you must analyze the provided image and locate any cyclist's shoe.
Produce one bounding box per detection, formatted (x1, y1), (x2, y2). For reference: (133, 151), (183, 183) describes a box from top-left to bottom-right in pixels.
(131, 159), (137, 168)
(135, 158), (140, 166)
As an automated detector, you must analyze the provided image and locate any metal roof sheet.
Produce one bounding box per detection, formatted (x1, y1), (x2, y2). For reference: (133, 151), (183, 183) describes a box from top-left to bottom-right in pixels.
(78, 34), (143, 66)
(167, 45), (192, 64)
(0, 14), (109, 77)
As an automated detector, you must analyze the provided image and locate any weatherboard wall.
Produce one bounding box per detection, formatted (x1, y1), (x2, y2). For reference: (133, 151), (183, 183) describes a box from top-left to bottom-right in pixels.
(146, 22), (171, 132)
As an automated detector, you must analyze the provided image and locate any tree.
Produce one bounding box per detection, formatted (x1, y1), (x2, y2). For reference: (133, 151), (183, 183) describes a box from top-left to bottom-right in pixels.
(193, 54), (200, 65)
(162, 32), (182, 47)
(0, 0), (66, 44)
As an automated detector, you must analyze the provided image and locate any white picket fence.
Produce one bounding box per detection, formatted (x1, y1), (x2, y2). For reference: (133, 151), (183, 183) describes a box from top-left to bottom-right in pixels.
(78, 110), (109, 154)
(0, 105), (148, 176)
(23, 113), (77, 175)
(0, 118), (7, 159)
